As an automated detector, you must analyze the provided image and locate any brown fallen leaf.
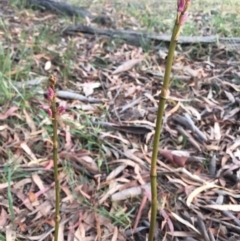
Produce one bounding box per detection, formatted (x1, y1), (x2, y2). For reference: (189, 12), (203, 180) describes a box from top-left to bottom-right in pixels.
(132, 195), (148, 233)
(0, 207), (8, 226)
(28, 191), (37, 203)
(6, 225), (16, 241)
(186, 182), (216, 207)
(172, 150), (189, 167)
(171, 212), (200, 234)
(204, 205), (240, 212)
(160, 149), (189, 167)
(78, 82), (101, 97)
(112, 58), (143, 75)
(0, 106), (19, 120)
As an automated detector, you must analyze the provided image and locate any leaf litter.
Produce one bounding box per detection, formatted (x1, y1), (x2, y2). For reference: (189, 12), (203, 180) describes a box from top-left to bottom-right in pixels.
(1, 0), (240, 240)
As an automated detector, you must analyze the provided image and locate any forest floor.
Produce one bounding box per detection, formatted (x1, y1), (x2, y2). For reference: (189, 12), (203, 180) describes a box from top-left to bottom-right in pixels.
(0, 0), (240, 240)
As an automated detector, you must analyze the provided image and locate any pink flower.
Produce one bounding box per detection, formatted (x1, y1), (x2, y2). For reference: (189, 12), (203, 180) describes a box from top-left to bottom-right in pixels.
(177, 0), (185, 12)
(47, 109), (53, 118)
(47, 87), (55, 101)
(39, 105), (49, 110)
(177, 0), (191, 13)
(39, 105), (52, 117)
(57, 106), (67, 114)
(180, 12), (188, 25)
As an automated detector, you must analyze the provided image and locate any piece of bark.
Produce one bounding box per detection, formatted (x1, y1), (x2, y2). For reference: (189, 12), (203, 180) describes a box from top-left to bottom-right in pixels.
(26, 0), (112, 26)
(63, 24), (240, 48)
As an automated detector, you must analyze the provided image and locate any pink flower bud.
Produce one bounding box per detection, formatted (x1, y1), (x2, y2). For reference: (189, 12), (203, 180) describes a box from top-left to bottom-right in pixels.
(47, 87), (55, 101)
(180, 12), (188, 25)
(177, 0), (185, 12)
(39, 105), (52, 117)
(177, 0), (191, 13)
(57, 106), (67, 114)
(47, 109), (53, 118)
(39, 105), (49, 110)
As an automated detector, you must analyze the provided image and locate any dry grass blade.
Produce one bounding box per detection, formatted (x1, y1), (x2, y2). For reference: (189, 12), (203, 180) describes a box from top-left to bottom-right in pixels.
(171, 212), (200, 234)
(186, 182), (216, 207)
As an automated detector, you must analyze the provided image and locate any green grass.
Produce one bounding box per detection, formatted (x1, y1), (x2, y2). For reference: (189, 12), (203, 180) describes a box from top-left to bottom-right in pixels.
(0, 234), (6, 241)
(2, 157), (19, 229)
(98, 204), (134, 228)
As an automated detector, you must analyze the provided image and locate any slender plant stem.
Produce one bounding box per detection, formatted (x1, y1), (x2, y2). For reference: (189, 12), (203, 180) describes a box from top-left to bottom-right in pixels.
(49, 77), (61, 241)
(148, 19), (182, 241)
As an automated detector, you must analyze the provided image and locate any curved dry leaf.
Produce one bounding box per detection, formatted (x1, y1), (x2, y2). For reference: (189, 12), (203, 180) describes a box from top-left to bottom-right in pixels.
(124, 149), (146, 166)
(107, 164), (127, 180)
(58, 223), (64, 241)
(223, 107), (240, 120)
(28, 191), (37, 203)
(6, 225), (16, 241)
(166, 231), (197, 237)
(173, 114), (194, 130)
(134, 164), (145, 185)
(204, 205), (240, 212)
(101, 133), (130, 145)
(100, 184), (123, 204)
(0, 207), (8, 226)
(183, 66), (198, 77)
(20, 142), (37, 162)
(166, 101), (180, 115)
(133, 195), (147, 233)
(174, 113), (207, 142)
(111, 186), (142, 201)
(172, 150), (189, 167)
(112, 159), (139, 168)
(160, 150), (189, 167)
(215, 195), (224, 205)
(205, 144), (220, 151)
(60, 151), (100, 174)
(57, 90), (102, 103)
(32, 174), (45, 190)
(0, 182), (13, 189)
(160, 149), (173, 163)
(193, 128), (207, 143)
(0, 107), (19, 120)
(0, 125), (8, 131)
(171, 212), (200, 234)
(229, 139), (240, 151)
(112, 58), (143, 75)
(81, 82), (101, 97)
(141, 183), (151, 201)
(182, 106), (201, 121)
(74, 224), (85, 241)
(209, 155), (216, 177)
(23, 109), (36, 132)
(224, 90), (235, 103)
(186, 182), (216, 207)
(44, 60), (51, 71)
(158, 49), (167, 59)
(222, 81), (240, 92)
(160, 208), (174, 236)
(213, 122), (221, 140)
(197, 215), (210, 241)
(32, 200), (52, 217)
(111, 227), (118, 241)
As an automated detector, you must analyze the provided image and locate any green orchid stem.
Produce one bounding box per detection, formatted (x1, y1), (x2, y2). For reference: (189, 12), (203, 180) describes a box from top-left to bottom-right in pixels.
(49, 78), (60, 241)
(148, 20), (182, 241)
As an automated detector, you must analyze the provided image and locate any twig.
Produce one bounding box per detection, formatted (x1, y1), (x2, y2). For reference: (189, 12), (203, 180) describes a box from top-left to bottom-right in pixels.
(63, 24), (240, 47)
